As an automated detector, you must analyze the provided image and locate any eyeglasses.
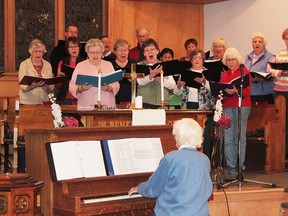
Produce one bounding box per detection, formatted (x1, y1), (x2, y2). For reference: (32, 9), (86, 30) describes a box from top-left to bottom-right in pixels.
(88, 51), (102, 55)
(68, 45), (79, 49)
(226, 58), (237, 62)
(192, 56), (202, 60)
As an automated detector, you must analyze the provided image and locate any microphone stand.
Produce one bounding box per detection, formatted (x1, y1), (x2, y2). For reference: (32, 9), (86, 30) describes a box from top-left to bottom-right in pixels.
(222, 65), (276, 189)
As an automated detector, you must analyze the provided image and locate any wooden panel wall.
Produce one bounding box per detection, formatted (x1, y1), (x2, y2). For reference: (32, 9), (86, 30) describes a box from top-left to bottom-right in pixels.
(0, 0), (205, 97)
(108, 0), (204, 59)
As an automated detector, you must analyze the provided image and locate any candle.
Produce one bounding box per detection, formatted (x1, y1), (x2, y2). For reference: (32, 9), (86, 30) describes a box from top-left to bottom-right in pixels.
(160, 70), (164, 106)
(97, 69), (102, 107)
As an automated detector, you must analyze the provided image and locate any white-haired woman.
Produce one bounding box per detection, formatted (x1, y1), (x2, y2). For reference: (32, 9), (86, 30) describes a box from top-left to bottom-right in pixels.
(18, 39), (54, 104)
(69, 38), (120, 110)
(221, 47), (252, 175)
(244, 32), (275, 104)
(128, 118), (212, 216)
(208, 37), (228, 60)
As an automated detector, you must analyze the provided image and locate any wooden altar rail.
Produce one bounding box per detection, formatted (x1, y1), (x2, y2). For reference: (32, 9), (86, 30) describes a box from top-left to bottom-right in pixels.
(17, 105), (210, 136)
(245, 95), (286, 173)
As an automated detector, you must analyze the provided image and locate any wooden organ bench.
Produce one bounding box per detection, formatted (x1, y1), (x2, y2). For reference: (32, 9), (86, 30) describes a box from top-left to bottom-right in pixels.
(245, 95), (286, 173)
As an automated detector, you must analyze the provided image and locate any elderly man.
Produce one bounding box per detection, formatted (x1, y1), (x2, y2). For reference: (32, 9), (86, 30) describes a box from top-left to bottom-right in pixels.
(129, 26), (150, 62)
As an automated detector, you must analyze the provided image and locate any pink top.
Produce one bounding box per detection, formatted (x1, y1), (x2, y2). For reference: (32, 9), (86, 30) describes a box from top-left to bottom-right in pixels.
(69, 59), (120, 110)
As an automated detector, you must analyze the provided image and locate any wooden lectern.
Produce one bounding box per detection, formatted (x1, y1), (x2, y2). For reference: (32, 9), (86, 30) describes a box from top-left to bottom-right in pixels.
(0, 173), (44, 216)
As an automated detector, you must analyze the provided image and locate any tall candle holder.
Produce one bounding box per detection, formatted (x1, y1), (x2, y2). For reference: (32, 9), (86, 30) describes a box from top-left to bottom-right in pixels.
(97, 68), (102, 110)
(130, 63), (137, 109)
(160, 70), (164, 109)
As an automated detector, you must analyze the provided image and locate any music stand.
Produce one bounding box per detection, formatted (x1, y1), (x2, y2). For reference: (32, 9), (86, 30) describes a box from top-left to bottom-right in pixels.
(221, 66), (276, 189)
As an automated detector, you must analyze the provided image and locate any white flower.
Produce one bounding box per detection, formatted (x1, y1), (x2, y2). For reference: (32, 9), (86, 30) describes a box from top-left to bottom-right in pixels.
(49, 92), (64, 128)
(213, 93), (223, 123)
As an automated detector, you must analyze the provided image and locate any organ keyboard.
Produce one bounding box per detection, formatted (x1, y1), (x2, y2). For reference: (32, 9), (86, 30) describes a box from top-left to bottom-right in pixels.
(82, 193), (143, 204)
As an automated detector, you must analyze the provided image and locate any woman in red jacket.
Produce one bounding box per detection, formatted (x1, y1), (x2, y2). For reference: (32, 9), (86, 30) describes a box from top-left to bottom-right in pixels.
(221, 47), (251, 176)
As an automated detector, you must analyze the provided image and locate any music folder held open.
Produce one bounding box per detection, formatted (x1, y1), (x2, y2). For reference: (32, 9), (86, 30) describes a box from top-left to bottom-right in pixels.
(75, 69), (125, 87)
(210, 73), (250, 97)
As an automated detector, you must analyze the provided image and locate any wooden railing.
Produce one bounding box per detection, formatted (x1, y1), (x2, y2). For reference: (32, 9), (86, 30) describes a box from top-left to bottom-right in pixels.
(246, 95), (286, 173)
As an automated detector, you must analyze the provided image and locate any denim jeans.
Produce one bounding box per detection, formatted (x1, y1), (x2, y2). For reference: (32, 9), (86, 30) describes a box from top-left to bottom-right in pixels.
(223, 106), (251, 171)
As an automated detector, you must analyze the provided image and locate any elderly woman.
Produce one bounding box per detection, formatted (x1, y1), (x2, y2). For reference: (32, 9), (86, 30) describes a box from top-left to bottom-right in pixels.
(69, 38), (120, 110)
(208, 37), (227, 60)
(174, 48), (215, 158)
(137, 38), (176, 108)
(244, 32), (275, 104)
(18, 39), (54, 105)
(128, 118), (212, 216)
(221, 47), (251, 175)
(110, 39), (136, 104)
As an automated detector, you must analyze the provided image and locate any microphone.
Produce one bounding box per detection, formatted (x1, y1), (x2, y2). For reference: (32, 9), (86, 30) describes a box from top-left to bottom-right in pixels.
(240, 64), (244, 78)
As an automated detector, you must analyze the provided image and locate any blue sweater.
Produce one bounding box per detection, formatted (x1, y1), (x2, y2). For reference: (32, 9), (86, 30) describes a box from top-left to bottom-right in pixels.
(244, 49), (275, 96)
(138, 148), (212, 216)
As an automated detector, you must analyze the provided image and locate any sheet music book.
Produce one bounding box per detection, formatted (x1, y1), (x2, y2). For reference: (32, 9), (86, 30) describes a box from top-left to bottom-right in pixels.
(46, 140), (107, 181)
(180, 69), (203, 89)
(210, 73), (250, 97)
(269, 62), (288, 70)
(75, 69), (125, 87)
(250, 71), (273, 82)
(203, 59), (228, 82)
(61, 64), (75, 80)
(19, 75), (66, 85)
(102, 137), (164, 175)
(136, 60), (191, 76)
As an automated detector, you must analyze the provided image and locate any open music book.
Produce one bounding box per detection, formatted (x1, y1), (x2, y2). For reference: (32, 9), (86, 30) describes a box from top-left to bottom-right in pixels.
(269, 62), (288, 70)
(250, 71), (273, 82)
(46, 140), (107, 181)
(210, 73), (250, 97)
(136, 60), (190, 76)
(102, 137), (164, 175)
(46, 137), (164, 181)
(19, 75), (66, 85)
(75, 69), (125, 87)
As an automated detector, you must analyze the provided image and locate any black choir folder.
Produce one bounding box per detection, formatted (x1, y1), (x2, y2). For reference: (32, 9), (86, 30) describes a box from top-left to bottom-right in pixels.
(250, 71), (273, 82)
(61, 64), (75, 80)
(19, 75), (66, 85)
(180, 68), (222, 89)
(136, 60), (190, 76)
(46, 138), (164, 181)
(210, 73), (250, 97)
(75, 69), (125, 87)
(269, 62), (288, 70)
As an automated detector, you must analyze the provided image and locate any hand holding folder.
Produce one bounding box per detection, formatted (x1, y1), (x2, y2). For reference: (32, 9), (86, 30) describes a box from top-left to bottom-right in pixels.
(136, 60), (191, 76)
(75, 69), (125, 87)
(19, 75), (66, 86)
(210, 73), (250, 97)
(269, 62), (288, 70)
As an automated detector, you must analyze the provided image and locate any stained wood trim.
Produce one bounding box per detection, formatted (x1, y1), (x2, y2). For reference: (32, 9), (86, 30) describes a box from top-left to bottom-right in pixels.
(4, 0), (15, 72)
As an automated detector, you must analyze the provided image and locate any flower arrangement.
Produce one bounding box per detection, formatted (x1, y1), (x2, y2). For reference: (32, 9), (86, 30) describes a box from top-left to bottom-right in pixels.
(48, 92), (65, 128)
(213, 91), (231, 129)
(48, 92), (80, 128)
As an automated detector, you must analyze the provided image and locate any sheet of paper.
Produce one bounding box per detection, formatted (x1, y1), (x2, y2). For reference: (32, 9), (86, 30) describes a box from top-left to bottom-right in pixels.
(132, 109), (166, 126)
(104, 137), (164, 175)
